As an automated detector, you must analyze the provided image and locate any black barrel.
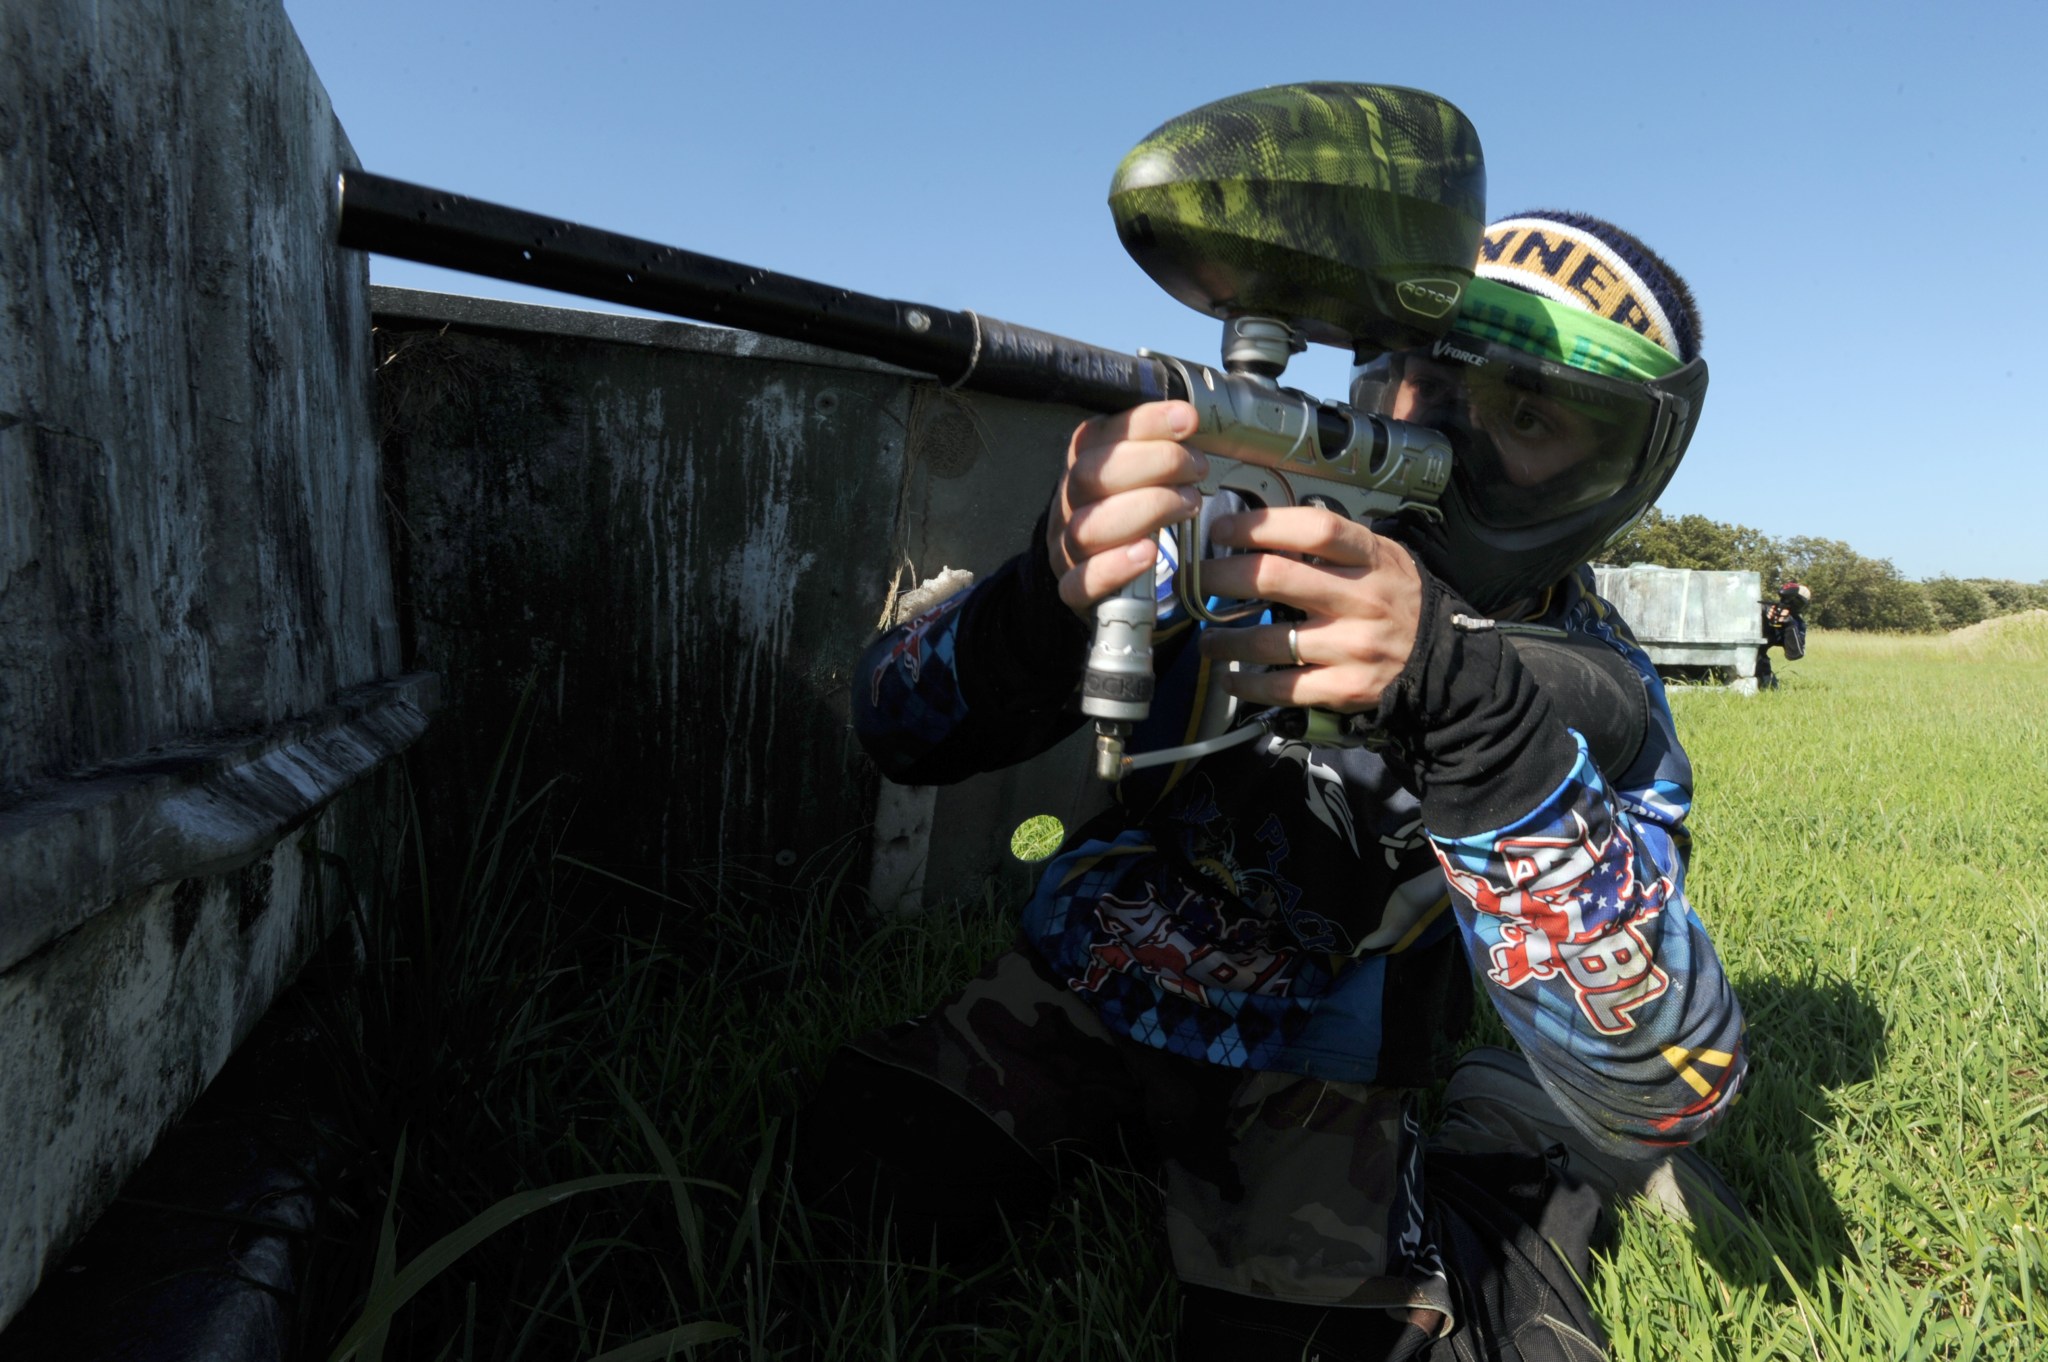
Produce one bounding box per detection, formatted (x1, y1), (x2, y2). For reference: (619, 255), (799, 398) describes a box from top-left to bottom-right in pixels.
(335, 170), (1181, 415)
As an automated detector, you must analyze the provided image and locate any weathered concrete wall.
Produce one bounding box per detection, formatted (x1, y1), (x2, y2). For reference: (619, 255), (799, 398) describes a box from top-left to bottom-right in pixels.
(0, 1), (397, 788)
(0, 779), (401, 1334)
(0, 0), (422, 1327)
(373, 288), (1108, 907)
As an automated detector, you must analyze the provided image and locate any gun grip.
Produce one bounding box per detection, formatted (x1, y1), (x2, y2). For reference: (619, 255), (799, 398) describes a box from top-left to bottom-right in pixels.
(1081, 550), (1159, 780)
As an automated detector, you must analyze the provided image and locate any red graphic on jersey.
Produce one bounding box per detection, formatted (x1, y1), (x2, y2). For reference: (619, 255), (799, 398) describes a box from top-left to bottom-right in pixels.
(1074, 882), (1295, 1007)
(867, 594), (963, 707)
(1439, 812), (1673, 1036)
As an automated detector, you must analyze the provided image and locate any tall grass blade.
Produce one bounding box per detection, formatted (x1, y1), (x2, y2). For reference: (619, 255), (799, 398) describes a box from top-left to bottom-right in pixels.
(581, 1321), (744, 1362)
(326, 1173), (668, 1362)
(360, 1131), (408, 1362)
(609, 1071), (734, 1297)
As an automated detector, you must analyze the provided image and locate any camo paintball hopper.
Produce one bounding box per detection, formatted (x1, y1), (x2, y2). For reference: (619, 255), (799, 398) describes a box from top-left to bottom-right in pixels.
(1110, 83), (1486, 355)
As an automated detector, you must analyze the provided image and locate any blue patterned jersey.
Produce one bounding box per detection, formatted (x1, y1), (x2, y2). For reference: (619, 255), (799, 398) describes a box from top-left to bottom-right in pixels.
(855, 554), (1745, 1150)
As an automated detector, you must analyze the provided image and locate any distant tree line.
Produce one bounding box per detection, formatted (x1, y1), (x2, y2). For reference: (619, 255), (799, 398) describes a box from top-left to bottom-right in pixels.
(1602, 509), (2048, 632)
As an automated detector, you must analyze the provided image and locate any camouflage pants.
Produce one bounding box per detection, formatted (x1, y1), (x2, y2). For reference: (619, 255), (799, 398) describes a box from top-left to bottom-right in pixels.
(850, 945), (1454, 1320)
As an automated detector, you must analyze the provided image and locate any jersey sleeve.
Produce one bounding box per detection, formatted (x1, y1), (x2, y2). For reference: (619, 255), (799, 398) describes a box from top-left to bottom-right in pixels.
(852, 534), (1093, 785)
(1428, 623), (1747, 1155)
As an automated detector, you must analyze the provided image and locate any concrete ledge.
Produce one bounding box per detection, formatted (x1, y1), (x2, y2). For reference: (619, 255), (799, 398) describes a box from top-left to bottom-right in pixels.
(0, 673), (439, 974)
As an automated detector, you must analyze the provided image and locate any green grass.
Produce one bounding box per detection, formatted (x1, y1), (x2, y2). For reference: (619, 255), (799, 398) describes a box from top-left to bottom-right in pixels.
(306, 618), (2048, 1360)
(1605, 614), (2048, 1360)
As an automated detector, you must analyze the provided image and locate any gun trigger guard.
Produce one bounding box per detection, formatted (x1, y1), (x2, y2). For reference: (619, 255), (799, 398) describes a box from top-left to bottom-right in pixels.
(1173, 513), (1265, 626)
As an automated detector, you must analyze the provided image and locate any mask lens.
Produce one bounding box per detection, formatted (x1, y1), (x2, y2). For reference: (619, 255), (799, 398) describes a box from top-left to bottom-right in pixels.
(1353, 344), (1656, 529)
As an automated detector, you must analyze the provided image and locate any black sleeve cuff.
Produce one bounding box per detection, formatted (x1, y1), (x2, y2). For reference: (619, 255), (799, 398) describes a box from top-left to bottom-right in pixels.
(1374, 564), (1580, 839)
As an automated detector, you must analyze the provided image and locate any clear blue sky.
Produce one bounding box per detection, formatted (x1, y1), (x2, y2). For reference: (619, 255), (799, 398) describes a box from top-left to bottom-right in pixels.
(286, 0), (2047, 583)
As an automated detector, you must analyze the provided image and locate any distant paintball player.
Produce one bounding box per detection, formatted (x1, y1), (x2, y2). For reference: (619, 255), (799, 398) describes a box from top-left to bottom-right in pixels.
(810, 209), (1749, 1361)
(1757, 581), (1811, 690)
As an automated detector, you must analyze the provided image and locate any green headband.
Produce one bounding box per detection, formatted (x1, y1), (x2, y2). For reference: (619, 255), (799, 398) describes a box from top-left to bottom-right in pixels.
(1451, 277), (1682, 382)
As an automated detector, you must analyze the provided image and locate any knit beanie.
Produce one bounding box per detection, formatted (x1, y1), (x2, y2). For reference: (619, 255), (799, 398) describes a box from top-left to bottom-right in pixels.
(1452, 210), (1701, 380)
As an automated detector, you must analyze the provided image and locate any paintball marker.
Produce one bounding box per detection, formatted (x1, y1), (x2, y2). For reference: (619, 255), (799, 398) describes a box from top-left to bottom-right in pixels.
(334, 82), (1487, 781)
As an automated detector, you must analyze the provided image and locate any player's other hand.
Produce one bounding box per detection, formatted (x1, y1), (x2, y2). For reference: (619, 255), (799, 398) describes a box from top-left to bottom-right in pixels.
(1194, 508), (1423, 714)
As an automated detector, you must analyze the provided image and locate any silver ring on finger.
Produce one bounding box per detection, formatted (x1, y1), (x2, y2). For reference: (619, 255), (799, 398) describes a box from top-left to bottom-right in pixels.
(1286, 625), (1303, 667)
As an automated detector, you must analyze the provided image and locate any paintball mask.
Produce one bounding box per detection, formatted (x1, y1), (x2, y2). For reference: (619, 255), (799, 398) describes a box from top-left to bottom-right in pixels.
(1353, 215), (1709, 613)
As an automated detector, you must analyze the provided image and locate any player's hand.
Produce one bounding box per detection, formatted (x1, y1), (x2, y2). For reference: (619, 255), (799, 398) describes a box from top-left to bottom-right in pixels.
(1046, 401), (1208, 616)
(1193, 508), (1423, 713)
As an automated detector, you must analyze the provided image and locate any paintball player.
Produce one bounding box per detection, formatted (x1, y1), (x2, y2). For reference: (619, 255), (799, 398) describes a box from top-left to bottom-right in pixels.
(1757, 581), (1810, 690)
(803, 211), (1748, 1361)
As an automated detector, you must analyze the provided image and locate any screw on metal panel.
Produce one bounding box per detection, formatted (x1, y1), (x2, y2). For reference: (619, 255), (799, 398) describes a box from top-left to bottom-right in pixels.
(905, 309), (931, 332)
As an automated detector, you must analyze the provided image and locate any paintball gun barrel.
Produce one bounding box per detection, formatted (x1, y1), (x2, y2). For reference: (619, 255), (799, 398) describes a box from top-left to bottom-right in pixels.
(336, 169), (1183, 415)
(333, 83), (1487, 780)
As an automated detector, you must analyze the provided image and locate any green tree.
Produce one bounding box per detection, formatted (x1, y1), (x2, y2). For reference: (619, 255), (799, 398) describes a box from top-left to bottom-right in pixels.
(1923, 576), (1994, 630)
(1606, 509), (1774, 572)
(1970, 578), (2048, 615)
(1778, 536), (1937, 632)
(1599, 506), (2035, 633)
